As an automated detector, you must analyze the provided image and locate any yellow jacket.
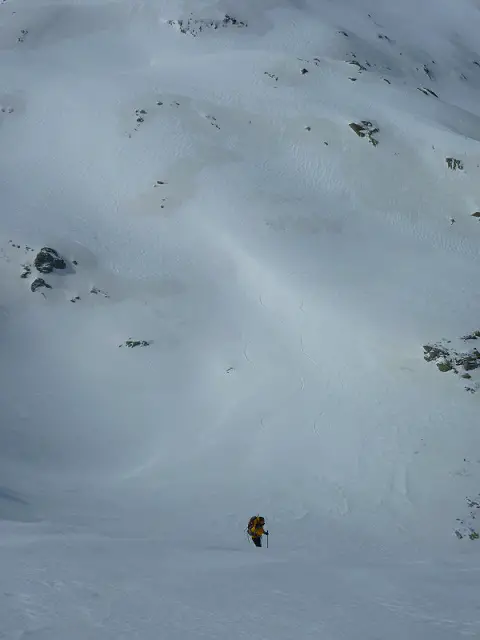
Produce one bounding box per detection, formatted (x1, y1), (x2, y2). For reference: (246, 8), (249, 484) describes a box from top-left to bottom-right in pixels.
(248, 516), (266, 537)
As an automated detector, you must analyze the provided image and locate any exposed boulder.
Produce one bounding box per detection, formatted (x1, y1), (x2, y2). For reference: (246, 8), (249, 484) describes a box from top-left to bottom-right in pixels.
(34, 247), (67, 274)
(31, 278), (52, 293)
(436, 360), (453, 372)
(349, 121), (379, 146)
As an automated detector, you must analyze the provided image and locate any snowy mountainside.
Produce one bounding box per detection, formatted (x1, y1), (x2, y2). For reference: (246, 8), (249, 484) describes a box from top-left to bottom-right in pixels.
(1, 0), (480, 638)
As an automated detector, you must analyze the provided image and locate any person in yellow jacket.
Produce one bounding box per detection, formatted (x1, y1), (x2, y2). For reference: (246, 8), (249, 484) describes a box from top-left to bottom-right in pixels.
(247, 515), (269, 547)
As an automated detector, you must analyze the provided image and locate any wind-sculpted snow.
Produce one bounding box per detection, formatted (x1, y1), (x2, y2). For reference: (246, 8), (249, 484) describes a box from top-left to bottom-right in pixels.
(0, 0), (480, 638)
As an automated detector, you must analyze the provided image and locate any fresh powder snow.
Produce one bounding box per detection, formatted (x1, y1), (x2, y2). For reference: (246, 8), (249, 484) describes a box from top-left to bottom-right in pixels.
(1, 0), (480, 638)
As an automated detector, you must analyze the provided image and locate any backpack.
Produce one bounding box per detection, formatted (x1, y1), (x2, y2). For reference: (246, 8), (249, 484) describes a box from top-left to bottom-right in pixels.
(247, 515), (264, 537)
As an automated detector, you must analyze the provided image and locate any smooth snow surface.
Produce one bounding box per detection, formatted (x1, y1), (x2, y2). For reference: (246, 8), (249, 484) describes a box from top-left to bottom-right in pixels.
(1, 0), (480, 637)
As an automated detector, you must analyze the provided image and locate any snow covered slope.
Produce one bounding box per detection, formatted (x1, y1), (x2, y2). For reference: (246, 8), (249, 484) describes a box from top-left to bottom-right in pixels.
(1, 0), (480, 637)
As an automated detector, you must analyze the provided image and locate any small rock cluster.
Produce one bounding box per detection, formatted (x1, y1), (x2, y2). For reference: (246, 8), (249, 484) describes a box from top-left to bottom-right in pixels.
(423, 332), (480, 392)
(135, 108), (147, 124)
(25, 247), (68, 293)
(119, 339), (152, 348)
(455, 496), (480, 540)
(167, 14), (247, 37)
(17, 29), (28, 43)
(349, 121), (380, 146)
(348, 60), (368, 72)
(446, 157), (464, 170)
(11, 243), (152, 350)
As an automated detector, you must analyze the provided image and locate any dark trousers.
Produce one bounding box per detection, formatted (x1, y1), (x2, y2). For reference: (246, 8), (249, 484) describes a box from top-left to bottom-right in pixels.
(252, 536), (262, 547)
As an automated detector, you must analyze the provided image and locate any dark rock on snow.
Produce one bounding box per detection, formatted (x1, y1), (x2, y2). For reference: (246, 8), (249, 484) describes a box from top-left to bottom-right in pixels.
(34, 247), (67, 274)
(20, 264), (32, 279)
(119, 339), (152, 348)
(446, 157), (463, 171)
(349, 121), (380, 146)
(31, 278), (52, 292)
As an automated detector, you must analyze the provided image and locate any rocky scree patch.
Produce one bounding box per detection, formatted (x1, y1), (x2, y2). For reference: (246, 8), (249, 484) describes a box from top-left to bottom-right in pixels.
(423, 331), (480, 392)
(166, 14), (247, 37)
(349, 121), (380, 146)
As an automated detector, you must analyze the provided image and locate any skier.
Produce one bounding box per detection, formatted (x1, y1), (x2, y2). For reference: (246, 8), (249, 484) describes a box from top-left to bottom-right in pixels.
(247, 515), (269, 547)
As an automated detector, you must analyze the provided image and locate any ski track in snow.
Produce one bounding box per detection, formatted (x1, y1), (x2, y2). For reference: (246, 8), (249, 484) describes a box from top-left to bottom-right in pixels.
(1, 0), (480, 638)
